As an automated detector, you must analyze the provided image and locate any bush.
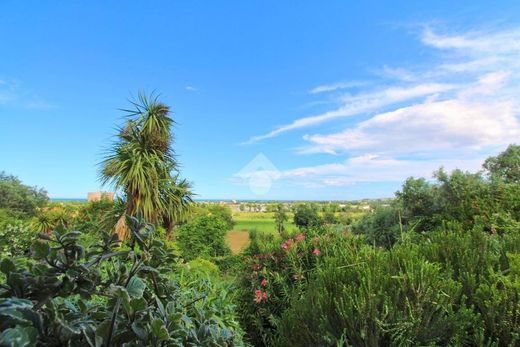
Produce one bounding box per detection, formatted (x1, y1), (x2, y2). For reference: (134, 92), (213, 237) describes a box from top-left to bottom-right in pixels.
(185, 258), (220, 278)
(235, 229), (332, 345)
(214, 254), (243, 274)
(351, 206), (402, 249)
(293, 204), (322, 230)
(0, 216), (246, 346)
(276, 240), (474, 346)
(274, 229), (520, 346)
(176, 215), (232, 261)
(0, 221), (36, 257)
(0, 172), (48, 217)
(193, 204), (235, 230)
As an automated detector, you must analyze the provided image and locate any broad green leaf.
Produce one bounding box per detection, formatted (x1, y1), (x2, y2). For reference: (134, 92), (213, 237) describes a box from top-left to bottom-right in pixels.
(130, 298), (147, 312)
(0, 325), (38, 347)
(30, 240), (50, 258)
(151, 319), (169, 341)
(131, 321), (147, 340)
(126, 277), (145, 298)
(94, 320), (112, 345)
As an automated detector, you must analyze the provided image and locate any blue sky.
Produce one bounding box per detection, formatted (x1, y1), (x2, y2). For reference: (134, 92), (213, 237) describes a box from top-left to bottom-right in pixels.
(1, 1), (520, 200)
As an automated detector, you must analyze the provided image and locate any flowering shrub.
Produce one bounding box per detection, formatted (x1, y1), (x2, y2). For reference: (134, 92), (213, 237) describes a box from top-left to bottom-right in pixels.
(235, 226), (334, 345)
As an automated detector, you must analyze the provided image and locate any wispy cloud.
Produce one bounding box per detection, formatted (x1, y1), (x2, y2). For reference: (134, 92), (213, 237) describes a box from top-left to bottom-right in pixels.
(185, 86), (198, 92)
(0, 78), (55, 109)
(244, 82), (456, 144)
(308, 81), (368, 94)
(277, 154), (484, 188)
(246, 26), (520, 147)
(303, 75), (518, 155)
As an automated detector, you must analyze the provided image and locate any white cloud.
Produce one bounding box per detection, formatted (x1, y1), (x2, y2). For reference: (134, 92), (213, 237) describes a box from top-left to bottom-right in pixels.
(185, 86), (198, 92)
(301, 28), (520, 154)
(278, 154), (484, 187)
(246, 26), (520, 147)
(244, 82), (456, 144)
(303, 97), (519, 155)
(308, 81), (368, 94)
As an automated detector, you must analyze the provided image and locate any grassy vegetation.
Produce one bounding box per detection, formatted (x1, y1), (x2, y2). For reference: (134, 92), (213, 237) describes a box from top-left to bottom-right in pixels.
(233, 218), (297, 234)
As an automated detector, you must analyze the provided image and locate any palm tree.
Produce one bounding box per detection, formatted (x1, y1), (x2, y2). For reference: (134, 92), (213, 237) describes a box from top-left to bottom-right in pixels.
(161, 176), (194, 239)
(100, 93), (192, 240)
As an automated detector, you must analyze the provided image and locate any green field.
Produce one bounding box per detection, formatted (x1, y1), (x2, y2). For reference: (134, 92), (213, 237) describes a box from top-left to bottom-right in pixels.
(227, 212), (298, 253)
(232, 212), (297, 234)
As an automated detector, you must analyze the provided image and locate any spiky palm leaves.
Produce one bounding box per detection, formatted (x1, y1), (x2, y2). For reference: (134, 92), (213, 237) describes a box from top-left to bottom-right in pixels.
(100, 93), (193, 239)
(161, 177), (194, 239)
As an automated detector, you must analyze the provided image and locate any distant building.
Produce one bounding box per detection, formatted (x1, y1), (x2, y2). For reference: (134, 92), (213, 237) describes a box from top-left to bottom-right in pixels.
(87, 192), (115, 202)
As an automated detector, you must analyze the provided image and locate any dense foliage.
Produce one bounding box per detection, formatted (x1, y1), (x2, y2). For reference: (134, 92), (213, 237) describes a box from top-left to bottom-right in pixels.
(0, 217), (245, 346)
(276, 228), (520, 346)
(0, 172), (48, 217)
(292, 204), (322, 230)
(176, 215), (232, 261)
(483, 144), (520, 183)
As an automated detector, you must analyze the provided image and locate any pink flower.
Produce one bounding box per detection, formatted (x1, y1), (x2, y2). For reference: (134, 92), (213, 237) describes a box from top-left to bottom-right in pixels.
(261, 278), (268, 287)
(282, 238), (295, 250)
(254, 290), (262, 303)
(262, 292), (268, 300)
(312, 248), (321, 256)
(295, 233), (305, 241)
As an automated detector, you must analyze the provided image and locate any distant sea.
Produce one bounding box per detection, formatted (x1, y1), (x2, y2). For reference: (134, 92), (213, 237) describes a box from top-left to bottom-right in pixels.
(51, 198), (87, 202)
(50, 198), (375, 203)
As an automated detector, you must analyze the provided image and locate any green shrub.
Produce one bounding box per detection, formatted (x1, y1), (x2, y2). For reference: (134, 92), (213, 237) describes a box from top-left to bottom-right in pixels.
(176, 215), (232, 261)
(351, 206), (402, 249)
(416, 228), (520, 345)
(293, 204), (322, 230)
(273, 229), (520, 346)
(214, 254), (243, 274)
(193, 204), (235, 230)
(185, 258), (220, 278)
(276, 240), (475, 346)
(0, 216), (246, 346)
(0, 172), (48, 217)
(0, 221), (36, 257)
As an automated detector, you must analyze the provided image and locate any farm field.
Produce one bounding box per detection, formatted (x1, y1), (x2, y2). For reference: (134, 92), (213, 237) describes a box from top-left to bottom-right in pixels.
(226, 211), (298, 253)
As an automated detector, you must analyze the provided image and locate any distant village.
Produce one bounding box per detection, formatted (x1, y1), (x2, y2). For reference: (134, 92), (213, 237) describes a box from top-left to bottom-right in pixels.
(86, 191), (391, 213)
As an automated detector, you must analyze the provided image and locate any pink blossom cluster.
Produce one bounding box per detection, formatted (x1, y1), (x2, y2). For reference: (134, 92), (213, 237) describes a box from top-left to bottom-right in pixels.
(254, 289), (269, 303)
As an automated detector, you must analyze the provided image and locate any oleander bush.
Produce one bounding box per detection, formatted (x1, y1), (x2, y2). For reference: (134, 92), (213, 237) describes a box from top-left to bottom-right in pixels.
(235, 227), (333, 345)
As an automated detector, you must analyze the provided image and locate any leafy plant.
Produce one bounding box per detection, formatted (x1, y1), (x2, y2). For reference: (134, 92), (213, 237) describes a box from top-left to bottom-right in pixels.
(0, 221), (35, 258)
(293, 204), (322, 230)
(0, 216), (245, 346)
(0, 173), (48, 217)
(176, 215), (232, 261)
